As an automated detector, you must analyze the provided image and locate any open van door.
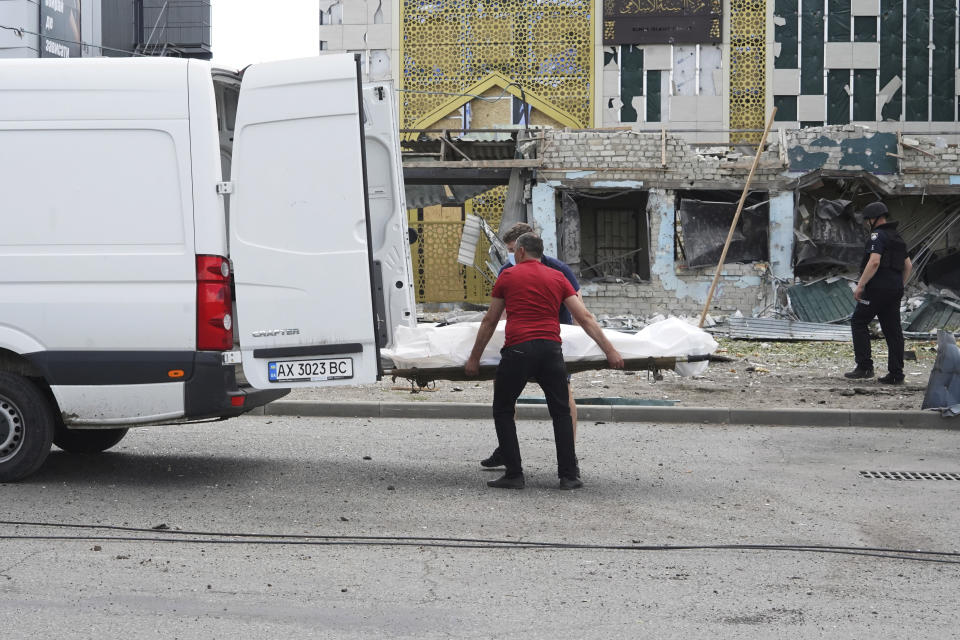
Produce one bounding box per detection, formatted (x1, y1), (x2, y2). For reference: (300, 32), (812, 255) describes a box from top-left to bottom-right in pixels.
(229, 54), (380, 389)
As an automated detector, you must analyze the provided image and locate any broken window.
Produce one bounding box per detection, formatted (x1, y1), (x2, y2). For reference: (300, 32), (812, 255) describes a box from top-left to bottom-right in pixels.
(793, 197), (865, 275)
(563, 191), (651, 281)
(674, 191), (769, 268)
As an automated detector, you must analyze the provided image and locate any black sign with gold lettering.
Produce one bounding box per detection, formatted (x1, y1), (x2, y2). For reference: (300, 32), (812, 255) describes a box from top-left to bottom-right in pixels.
(40, 0), (82, 58)
(603, 0), (722, 45)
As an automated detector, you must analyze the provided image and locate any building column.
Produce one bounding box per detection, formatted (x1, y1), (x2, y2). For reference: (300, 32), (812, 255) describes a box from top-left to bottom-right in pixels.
(768, 191), (795, 281)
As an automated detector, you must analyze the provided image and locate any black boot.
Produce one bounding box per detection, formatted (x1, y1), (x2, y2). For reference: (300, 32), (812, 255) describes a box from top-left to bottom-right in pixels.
(487, 473), (525, 489)
(480, 448), (505, 468)
(877, 372), (905, 385)
(844, 367), (874, 379)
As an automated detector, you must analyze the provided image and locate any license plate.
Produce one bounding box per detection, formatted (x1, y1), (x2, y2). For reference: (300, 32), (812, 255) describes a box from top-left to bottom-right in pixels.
(268, 358), (353, 383)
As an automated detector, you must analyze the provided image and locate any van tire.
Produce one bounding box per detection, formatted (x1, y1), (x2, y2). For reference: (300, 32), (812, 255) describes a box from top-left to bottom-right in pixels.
(0, 373), (55, 482)
(54, 426), (128, 454)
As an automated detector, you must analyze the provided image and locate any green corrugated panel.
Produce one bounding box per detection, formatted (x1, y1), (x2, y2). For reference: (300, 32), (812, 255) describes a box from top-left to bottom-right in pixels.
(775, 95), (798, 120)
(787, 279), (857, 324)
(620, 46), (643, 123)
(930, 1), (956, 121)
(904, 296), (960, 332)
(854, 15), (877, 41)
(828, 0), (851, 41)
(879, 0), (903, 121)
(776, 0), (799, 68)
(853, 70), (876, 120)
(801, 0), (825, 94)
(646, 70), (661, 122)
(904, 0), (930, 121)
(827, 69), (850, 124)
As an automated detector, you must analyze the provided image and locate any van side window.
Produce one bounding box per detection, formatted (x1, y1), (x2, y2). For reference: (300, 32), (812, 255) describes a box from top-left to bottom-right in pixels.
(224, 87), (239, 132)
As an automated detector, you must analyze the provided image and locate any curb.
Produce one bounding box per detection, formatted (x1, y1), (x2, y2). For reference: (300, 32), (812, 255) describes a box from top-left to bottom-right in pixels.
(254, 401), (956, 430)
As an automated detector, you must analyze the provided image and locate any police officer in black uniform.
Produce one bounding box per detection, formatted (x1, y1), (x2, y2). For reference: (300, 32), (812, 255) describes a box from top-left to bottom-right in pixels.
(844, 202), (912, 384)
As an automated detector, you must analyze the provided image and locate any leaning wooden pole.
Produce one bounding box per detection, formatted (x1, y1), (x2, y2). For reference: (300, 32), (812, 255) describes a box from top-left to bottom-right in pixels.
(697, 107), (778, 328)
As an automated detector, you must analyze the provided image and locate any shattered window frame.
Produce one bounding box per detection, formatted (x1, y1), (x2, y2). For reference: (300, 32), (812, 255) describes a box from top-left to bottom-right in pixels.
(673, 190), (771, 268)
(571, 190), (652, 282)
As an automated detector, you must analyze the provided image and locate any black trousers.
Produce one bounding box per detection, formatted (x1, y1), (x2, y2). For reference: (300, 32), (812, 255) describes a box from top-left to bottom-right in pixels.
(851, 287), (904, 376)
(492, 339), (578, 480)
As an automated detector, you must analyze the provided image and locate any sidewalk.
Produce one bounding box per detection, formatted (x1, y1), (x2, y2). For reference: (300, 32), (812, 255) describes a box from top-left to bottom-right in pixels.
(253, 400), (955, 430)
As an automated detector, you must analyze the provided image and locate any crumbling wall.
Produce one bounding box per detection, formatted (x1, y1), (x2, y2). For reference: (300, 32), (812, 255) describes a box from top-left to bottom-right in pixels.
(536, 126), (956, 317)
(540, 130), (785, 185)
(542, 125), (960, 192)
(778, 125), (960, 186)
(893, 137), (960, 185)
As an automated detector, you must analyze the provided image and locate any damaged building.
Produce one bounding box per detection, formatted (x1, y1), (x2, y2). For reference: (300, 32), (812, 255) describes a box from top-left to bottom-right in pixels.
(531, 126), (960, 324)
(312, 0), (960, 327)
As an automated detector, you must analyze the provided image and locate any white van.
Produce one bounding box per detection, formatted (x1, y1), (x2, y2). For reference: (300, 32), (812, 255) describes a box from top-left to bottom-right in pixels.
(0, 54), (416, 481)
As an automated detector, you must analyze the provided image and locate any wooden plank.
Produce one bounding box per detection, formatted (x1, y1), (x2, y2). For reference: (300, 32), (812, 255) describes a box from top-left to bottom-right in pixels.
(389, 355), (721, 385)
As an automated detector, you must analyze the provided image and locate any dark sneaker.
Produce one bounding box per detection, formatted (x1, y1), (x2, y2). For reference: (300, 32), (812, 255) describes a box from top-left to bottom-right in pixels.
(843, 367), (874, 379)
(877, 373), (905, 385)
(558, 477), (583, 490)
(480, 450), (505, 468)
(487, 474), (525, 489)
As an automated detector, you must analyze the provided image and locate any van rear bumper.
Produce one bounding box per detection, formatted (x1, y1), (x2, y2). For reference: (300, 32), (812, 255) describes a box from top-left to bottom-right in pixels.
(185, 352), (289, 420)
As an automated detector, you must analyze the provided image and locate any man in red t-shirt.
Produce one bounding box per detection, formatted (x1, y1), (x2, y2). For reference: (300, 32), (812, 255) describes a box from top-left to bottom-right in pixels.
(465, 233), (624, 490)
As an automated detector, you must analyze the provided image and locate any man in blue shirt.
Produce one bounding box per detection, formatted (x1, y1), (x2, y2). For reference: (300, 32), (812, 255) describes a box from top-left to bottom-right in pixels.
(480, 222), (586, 469)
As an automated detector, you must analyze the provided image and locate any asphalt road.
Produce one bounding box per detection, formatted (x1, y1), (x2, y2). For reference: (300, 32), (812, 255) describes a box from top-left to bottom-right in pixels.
(2, 415), (959, 638)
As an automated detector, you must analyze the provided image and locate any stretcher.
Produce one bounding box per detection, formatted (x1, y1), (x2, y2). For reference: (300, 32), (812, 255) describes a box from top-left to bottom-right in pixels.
(383, 317), (722, 388)
(388, 354), (719, 387)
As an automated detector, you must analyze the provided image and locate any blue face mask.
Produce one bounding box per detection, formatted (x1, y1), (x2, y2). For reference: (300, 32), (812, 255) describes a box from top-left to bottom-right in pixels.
(507, 252), (516, 265)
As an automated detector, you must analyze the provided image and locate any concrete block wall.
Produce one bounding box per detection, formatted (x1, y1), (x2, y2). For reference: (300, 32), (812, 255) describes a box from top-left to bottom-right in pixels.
(893, 137), (960, 184)
(541, 125), (955, 192)
(540, 130), (786, 184)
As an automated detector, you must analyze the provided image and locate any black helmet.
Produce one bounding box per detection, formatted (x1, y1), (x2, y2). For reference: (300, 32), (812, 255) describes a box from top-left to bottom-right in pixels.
(861, 202), (888, 220)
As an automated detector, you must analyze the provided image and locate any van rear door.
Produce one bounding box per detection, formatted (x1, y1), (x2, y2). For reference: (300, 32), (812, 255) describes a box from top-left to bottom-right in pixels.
(229, 54), (380, 389)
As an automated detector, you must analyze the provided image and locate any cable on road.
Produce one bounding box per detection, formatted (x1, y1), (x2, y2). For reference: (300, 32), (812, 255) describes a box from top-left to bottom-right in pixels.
(1, 520), (958, 565)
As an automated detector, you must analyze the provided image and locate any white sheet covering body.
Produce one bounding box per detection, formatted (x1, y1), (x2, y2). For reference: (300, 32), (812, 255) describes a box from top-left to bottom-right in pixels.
(384, 318), (718, 376)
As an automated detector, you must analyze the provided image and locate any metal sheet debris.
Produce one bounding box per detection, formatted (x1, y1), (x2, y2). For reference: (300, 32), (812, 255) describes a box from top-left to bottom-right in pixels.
(794, 198), (866, 273)
(903, 294), (960, 333)
(923, 252), (960, 295)
(710, 316), (852, 341)
(787, 277), (856, 324)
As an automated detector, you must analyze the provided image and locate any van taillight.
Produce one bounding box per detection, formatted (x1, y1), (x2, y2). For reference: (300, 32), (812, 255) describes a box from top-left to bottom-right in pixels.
(196, 255), (233, 351)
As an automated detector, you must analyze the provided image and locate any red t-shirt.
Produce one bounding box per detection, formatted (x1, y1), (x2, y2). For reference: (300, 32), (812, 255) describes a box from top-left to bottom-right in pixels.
(491, 259), (577, 347)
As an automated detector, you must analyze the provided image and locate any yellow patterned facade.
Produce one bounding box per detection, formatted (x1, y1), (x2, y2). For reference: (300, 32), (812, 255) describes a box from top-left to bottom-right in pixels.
(400, 0), (594, 130)
(728, 0), (767, 142)
(401, 0), (594, 303)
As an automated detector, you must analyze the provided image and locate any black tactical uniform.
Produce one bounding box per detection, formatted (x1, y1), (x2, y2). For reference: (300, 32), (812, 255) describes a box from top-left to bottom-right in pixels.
(847, 205), (908, 383)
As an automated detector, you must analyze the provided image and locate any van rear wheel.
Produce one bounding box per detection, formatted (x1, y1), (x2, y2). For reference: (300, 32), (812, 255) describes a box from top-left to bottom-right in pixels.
(0, 373), (55, 483)
(53, 426), (128, 454)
